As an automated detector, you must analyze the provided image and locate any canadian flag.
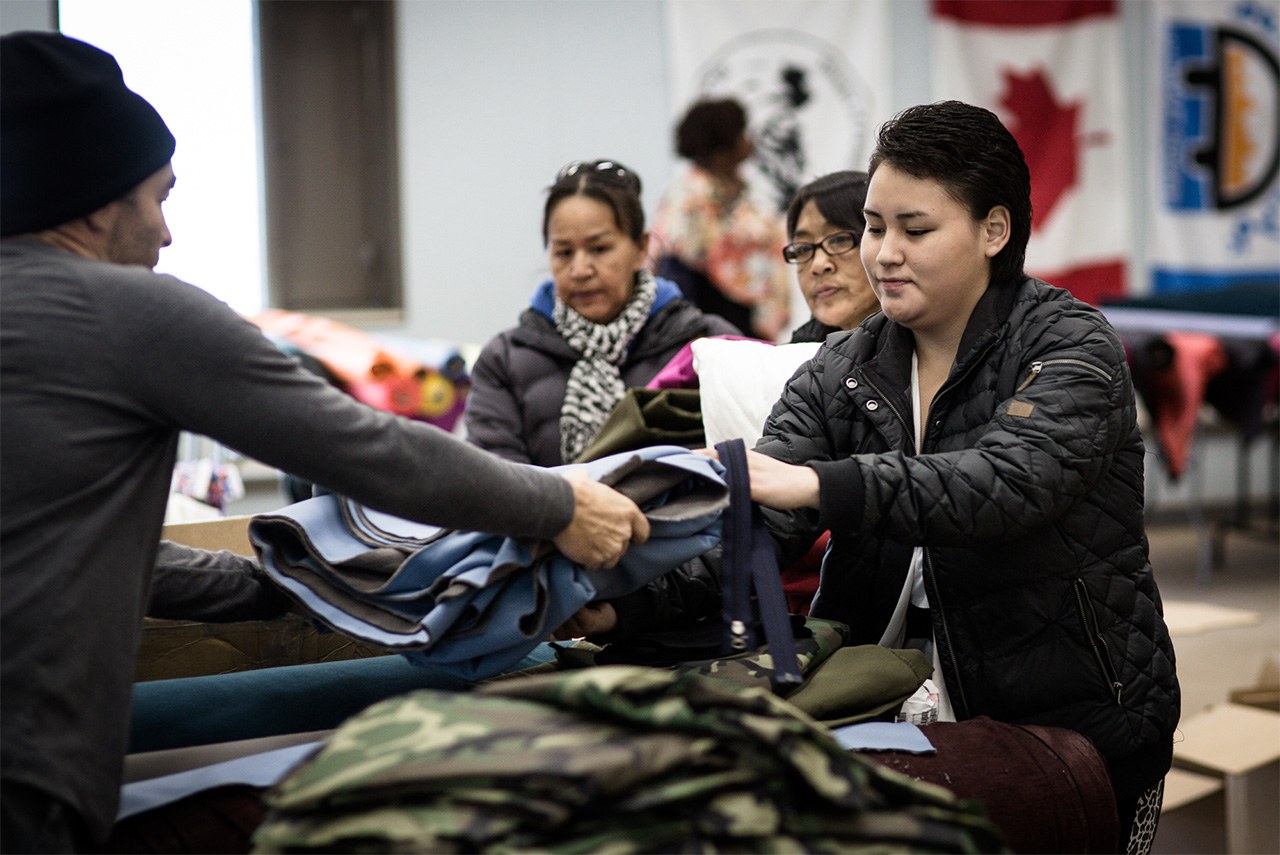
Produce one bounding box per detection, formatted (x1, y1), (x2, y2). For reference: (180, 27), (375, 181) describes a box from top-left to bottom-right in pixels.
(931, 0), (1129, 305)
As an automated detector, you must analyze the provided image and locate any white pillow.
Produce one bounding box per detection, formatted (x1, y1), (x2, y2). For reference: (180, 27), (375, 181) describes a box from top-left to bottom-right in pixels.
(692, 338), (820, 447)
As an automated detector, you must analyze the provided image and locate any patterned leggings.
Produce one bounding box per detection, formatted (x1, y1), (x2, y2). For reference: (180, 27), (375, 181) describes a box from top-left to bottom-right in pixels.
(1125, 779), (1165, 855)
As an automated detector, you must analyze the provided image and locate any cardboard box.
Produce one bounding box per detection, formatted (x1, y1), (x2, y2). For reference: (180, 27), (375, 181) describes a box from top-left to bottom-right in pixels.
(1154, 703), (1280, 854)
(1229, 652), (1280, 712)
(136, 516), (385, 681)
(160, 514), (256, 555)
(1153, 768), (1225, 853)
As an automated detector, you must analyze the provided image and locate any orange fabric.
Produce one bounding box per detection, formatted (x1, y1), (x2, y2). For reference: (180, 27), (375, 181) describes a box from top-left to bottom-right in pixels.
(249, 310), (469, 425)
(251, 309), (422, 387)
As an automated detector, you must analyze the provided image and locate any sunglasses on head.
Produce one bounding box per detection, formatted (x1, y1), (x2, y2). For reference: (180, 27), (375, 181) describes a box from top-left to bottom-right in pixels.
(556, 160), (642, 194)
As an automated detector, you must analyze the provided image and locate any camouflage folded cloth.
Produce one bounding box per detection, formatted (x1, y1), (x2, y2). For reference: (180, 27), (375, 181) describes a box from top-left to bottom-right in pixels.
(252, 666), (1005, 853)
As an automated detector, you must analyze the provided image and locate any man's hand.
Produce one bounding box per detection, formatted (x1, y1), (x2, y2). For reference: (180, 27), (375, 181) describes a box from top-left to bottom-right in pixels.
(696, 447), (820, 510)
(552, 468), (650, 571)
(551, 601), (618, 640)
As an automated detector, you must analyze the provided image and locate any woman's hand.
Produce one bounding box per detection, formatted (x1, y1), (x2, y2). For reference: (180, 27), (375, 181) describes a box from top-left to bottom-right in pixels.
(552, 468), (650, 571)
(697, 447), (820, 510)
(551, 601), (618, 640)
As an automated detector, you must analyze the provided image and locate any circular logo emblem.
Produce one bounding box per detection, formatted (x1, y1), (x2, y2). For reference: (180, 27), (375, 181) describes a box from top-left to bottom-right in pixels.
(697, 29), (875, 211)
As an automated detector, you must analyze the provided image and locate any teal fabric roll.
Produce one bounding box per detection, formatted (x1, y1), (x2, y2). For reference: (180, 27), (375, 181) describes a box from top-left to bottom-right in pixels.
(129, 644), (554, 753)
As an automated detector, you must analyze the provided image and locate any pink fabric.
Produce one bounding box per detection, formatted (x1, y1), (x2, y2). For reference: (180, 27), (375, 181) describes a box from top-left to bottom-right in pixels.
(1148, 331), (1228, 479)
(644, 334), (760, 390)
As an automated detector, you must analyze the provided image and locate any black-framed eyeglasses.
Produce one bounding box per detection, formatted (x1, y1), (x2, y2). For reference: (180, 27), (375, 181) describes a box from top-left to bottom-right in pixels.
(556, 159), (642, 194)
(782, 231), (859, 264)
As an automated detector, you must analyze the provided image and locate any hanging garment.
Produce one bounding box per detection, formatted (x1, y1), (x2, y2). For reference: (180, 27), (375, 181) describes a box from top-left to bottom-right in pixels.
(249, 446), (728, 681)
(251, 666), (1007, 853)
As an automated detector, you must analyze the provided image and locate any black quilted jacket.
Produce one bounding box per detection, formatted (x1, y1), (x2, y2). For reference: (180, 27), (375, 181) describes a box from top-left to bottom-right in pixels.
(757, 276), (1180, 768)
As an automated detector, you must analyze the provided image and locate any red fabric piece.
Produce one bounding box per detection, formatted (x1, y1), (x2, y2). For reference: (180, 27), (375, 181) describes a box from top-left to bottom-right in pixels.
(1145, 331), (1229, 479)
(933, 0), (1115, 26)
(103, 785), (266, 854)
(780, 531), (828, 615)
(871, 717), (1120, 853)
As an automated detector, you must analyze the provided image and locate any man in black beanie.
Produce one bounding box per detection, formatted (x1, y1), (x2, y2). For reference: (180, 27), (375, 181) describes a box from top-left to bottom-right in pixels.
(0, 31), (648, 852)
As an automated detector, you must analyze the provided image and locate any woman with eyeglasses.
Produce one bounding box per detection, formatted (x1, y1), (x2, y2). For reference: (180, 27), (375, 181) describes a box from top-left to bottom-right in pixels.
(783, 171), (881, 343)
(651, 98), (792, 341)
(464, 160), (740, 468)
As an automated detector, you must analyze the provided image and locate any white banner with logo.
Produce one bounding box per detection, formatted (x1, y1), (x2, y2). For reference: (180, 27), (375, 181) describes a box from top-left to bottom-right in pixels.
(664, 0), (889, 215)
(1147, 0), (1279, 295)
(930, 0), (1130, 305)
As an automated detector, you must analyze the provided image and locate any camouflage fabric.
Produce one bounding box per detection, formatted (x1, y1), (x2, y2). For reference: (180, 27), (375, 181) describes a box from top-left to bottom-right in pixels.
(252, 666), (1005, 853)
(670, 617), (850, 692)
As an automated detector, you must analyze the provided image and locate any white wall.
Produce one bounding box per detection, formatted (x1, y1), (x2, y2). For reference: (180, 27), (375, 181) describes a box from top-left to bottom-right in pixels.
(0, 0), (56, 33)
(395, 0), (675, 346)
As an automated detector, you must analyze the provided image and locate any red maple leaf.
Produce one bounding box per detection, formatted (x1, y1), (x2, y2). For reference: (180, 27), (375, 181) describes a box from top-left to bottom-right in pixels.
(998, 69), (1083, 231)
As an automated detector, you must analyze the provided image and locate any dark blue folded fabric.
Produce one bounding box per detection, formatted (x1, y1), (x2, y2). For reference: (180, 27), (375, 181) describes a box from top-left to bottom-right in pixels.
(250, 446), (728, 681)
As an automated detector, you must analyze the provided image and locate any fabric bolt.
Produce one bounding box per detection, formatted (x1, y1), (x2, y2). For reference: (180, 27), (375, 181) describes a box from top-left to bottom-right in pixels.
(465, 275), (739, 467)
(252, 310), (471, 431)
(249, 446), (729, 681)
(251, 666), (1006, 853)
(130, 655), (466, 753)
(873, 717), (1120, 853)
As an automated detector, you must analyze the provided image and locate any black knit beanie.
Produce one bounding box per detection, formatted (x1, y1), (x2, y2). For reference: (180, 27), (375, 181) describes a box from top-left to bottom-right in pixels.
(1, 31), (176, 237)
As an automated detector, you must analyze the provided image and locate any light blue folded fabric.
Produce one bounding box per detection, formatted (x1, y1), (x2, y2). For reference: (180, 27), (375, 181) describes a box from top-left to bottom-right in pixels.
(250, 446), (727, 681)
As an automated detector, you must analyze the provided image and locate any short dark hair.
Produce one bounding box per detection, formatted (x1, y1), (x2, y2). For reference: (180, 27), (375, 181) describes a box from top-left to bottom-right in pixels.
(675, 98), (748, 165)
(868, 101), (1032, 286)
(786, 170), (869, 242)
(542, 163), (645, 246)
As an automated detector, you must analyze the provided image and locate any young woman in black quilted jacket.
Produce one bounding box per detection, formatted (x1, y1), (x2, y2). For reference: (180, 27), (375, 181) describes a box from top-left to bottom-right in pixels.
(733, 100), (1179, 853)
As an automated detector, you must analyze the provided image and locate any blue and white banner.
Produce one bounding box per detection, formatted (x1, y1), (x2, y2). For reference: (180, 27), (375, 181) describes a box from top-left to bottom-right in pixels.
(663, 0), (889, 214)
(1149, 0), (1280, 294)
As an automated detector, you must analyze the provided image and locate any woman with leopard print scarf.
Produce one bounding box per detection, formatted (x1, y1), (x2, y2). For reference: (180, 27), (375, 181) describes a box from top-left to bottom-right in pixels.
(465, 160), (741, 468)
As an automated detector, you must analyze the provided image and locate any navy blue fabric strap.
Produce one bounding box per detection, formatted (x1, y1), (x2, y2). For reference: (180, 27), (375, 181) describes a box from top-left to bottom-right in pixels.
(715, 438), (803, 686)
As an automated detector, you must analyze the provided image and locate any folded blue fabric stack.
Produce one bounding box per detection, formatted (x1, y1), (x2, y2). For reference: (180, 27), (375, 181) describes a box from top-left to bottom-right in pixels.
(250, 446), (728, 681)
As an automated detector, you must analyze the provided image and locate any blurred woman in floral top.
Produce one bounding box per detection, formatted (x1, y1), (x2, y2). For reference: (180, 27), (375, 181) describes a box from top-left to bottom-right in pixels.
(651, 98), (791, 341)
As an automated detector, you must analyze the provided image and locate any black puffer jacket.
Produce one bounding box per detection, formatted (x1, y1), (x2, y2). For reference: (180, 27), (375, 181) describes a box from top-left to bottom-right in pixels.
(465, 277), (739, 467)
(758, 276), (1179, 772)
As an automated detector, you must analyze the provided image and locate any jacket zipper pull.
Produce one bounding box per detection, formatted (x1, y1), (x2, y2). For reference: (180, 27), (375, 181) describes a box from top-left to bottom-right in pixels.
(1014, 361), (1044, 393)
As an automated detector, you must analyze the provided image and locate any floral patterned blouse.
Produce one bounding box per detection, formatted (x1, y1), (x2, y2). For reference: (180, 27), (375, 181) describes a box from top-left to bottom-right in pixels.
(651, 165), (792, 341)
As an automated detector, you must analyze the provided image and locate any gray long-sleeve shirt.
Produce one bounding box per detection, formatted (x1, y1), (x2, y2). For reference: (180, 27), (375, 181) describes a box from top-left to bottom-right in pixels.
(0, 239), (574, 841)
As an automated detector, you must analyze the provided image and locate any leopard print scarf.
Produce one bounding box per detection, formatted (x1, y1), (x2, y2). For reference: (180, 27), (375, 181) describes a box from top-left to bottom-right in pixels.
(554, 270), (658, 462)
